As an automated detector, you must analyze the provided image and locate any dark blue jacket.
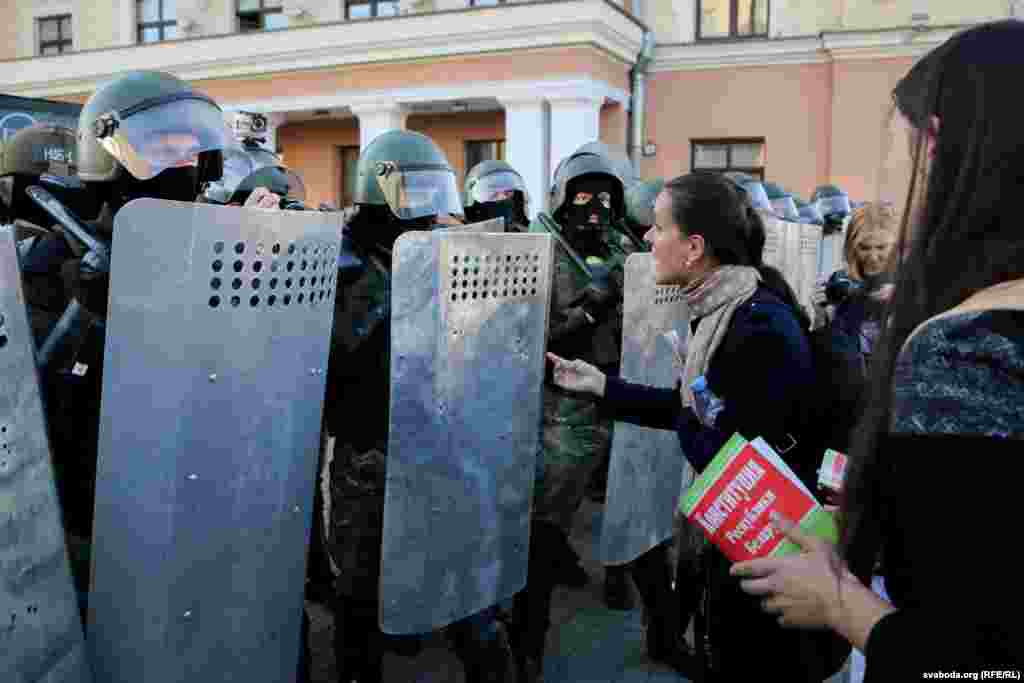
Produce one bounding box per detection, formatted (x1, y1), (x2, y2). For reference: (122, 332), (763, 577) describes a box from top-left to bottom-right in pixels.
(603, 285), (846, 681)
(604, 285), (818, 481)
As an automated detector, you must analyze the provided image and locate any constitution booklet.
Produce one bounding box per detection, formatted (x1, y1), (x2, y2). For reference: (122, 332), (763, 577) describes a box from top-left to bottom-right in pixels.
(679, 434), (838, 562)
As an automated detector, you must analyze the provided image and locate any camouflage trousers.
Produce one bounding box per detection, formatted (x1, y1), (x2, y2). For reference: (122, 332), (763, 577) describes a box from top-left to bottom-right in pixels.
(532, 388), (613, 533)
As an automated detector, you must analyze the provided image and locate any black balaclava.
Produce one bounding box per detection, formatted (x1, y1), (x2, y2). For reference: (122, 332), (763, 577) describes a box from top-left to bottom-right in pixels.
(112, 166), (200, 213)
(560, 177), (615, 252)
(348, 203), (436, 254)
(465, 198), (520, 229)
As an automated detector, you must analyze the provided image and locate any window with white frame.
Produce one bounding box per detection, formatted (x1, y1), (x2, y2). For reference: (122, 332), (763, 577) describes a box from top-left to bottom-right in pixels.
(238, 0), (289, 31)
(691, 138), (766, 179)
(38, 14), (72, 55)
(697, 0), (768, 40)
(138, 0), (177, 43)
(345, 0), (399, 19)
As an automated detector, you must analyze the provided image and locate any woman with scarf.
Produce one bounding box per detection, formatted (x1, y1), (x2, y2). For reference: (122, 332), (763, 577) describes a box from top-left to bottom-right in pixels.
(547, 171), (847, 681)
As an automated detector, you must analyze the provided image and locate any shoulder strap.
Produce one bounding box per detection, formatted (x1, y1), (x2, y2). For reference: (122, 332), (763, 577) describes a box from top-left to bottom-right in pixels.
(900, 278), (1024, 355)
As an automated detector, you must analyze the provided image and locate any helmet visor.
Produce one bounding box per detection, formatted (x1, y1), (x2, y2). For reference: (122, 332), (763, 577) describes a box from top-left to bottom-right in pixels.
(742, 181), (773, 212)
(99, 96), (228, 181)
(771, 196), (800, 222)
(471, 170), (528, 205)
(817, 194), (851, 218)
(203, 146), (258, 203)
(375, 163), (462, 220)
(799, 203), (824, 224)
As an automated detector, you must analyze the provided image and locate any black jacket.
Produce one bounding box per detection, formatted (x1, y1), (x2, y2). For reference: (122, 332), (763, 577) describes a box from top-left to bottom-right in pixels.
(602, 285), (847, 681)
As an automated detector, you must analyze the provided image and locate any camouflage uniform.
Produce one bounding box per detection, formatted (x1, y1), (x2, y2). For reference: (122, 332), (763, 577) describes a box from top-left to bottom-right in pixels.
(528, 214), (630, 531)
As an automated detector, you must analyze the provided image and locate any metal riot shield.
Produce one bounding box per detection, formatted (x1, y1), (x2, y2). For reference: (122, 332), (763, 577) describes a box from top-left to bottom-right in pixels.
(88, 200), (340, 683)
(381, 230), (554, 634)
(760, 211), (823, 320)
(0, 225), (92, 683)
(600, 253), (694, 565)
(440, 217), (506, 233)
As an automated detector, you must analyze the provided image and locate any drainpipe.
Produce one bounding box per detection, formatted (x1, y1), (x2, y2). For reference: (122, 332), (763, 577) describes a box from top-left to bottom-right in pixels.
(629, 29), (656, 166)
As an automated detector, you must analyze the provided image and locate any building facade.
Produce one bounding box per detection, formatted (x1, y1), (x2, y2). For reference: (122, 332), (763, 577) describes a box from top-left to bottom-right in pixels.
(0, 0), (1018, 213)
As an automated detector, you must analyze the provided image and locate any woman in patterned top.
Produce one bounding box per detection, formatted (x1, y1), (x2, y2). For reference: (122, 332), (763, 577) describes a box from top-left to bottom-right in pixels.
(731, 20), (1024, 681)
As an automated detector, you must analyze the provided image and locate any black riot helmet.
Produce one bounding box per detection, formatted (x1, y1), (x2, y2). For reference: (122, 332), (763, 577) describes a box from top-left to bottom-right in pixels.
(78, 71), (228, 208)
(550, 150), (625, 228)
(463, 159), (529, 229)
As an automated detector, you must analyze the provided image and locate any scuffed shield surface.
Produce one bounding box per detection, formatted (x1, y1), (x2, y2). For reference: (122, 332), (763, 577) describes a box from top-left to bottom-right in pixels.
(381, 230), (553, 634)
(760, 212), (823, 320)
(89, 200), (340, 683)
(440, 217), (506, 233)
(600, 253), (694, 566)
(0, 226), (92, 683)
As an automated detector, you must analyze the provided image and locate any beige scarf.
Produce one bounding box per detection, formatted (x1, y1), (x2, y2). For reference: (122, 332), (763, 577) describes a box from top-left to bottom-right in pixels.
(680, 265), (761, 409)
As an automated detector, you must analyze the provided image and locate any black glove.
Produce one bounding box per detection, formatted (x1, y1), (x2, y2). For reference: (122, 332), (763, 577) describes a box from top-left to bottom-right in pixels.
(61, 257), (110, 319)
(578, 261), (621, 323)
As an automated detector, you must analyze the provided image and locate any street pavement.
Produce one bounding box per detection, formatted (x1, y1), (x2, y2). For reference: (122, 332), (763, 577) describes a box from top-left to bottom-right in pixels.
(307, 498), (853, 683)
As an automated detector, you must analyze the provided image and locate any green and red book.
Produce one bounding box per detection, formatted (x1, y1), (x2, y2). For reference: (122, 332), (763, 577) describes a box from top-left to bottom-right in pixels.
(679, 434), (838, 562)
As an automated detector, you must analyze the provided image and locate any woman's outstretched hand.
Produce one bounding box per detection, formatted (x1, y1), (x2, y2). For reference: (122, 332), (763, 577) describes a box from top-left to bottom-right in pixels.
(546, 352), (607, 397)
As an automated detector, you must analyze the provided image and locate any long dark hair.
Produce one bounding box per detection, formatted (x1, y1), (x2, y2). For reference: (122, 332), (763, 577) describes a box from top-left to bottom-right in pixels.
(840, 20), (1024, 579)
(664, 172), (810, 328)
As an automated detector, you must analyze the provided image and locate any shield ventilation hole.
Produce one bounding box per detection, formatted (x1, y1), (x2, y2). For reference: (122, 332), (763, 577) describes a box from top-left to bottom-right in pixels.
(449, 250), (545, 304)
(654, 285), (684, 306)
(207, 241), (337, 310)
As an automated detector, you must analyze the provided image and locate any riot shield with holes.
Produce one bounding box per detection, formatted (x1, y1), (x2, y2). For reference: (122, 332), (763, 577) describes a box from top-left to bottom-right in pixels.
(600, 253), (694, 566)
(381, 230), (553, 635)
(439, 217), (506, 233)
(87, 199), (340, 683)
(0, 226), (92, 683)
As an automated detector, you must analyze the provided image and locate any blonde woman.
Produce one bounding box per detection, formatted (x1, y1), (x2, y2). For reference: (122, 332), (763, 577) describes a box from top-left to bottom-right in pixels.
(828, 202), (898, 360)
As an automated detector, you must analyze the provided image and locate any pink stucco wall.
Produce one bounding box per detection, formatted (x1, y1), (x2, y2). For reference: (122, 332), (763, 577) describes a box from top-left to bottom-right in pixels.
(644, 56), (918, 208)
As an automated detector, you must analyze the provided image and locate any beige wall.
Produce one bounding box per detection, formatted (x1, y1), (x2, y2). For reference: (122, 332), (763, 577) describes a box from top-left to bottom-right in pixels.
(644, 62), (832, 199)
(196, 47), (631, 105)
(645, 0), (1010, 43)
(278, 110), (505, 207)
(0, 0), (19, 60)
(838, 0), (1007, 30)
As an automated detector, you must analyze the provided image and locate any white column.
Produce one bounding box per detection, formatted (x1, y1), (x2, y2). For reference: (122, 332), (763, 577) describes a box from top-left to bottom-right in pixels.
(547, 95), (603, 186)
(350, 103), (409, 151)
(499, 97), (549, 219)
(263, 112), (287, 156)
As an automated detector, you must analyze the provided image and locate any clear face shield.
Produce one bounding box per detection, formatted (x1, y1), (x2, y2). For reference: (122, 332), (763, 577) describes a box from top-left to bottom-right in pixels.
(203, 146), (259, 204)
(772, 195), (801, 222)
(471, 170), (530, 210)
(742, 181), (772, 212)
(375, 161), (462, 220)
(816, 194), (851, 220)
(94, 94), (229, 181)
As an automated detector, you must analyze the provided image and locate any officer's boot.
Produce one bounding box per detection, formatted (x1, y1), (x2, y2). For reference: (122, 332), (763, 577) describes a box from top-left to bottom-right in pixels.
(630, 544), (697, 677)
(603, 564), (635, 611)
(332, 596), (384, 683)
(449, 612), (512, 683)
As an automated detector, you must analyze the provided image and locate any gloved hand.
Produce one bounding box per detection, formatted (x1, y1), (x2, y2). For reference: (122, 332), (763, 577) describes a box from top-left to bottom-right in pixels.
(61, 257), (110, 319)
(578, 259), (621, 323)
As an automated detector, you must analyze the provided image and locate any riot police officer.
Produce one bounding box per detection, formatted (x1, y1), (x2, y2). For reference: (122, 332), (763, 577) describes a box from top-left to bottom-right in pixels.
(317, 129), (511, 683)
(463, 159), (530, 231)
(12, 72), (295, 617)
(515, 145), (632, 679)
